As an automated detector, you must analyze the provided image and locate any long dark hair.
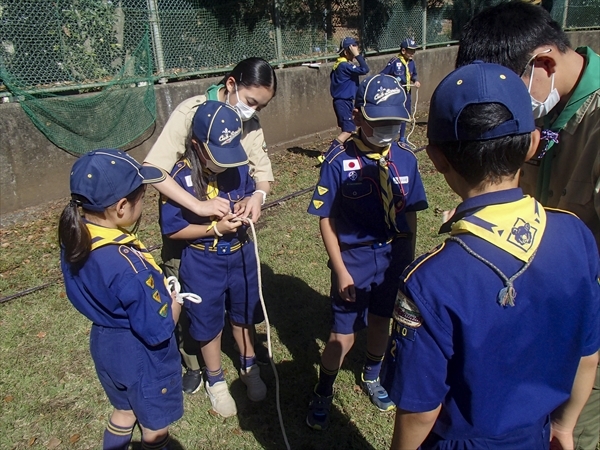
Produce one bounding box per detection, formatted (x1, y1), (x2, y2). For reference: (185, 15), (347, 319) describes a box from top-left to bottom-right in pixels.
(183, 130), (209, 201)
(58, 185), (145, 265)
(218, 57), (277, 95)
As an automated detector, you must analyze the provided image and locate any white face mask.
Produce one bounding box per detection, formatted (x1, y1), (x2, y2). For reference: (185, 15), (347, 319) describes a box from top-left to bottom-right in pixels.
(528, 69), (560, 119)
(205, 159), (226, 174)
(365, 124), (400, 147)
(227, 83), (256, 121)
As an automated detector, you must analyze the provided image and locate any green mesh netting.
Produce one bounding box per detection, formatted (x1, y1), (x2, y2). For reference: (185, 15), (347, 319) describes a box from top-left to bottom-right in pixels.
(0, 33), (155, 156)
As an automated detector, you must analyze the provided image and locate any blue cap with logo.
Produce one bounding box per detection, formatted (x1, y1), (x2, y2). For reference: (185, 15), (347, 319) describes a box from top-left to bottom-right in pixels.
(338, 37), (358, 54)
(401, 38), (418, 50)
(192, 100), (248, 167)
(70, 148), (165, 212)
(355, 74), (409, 121)
(427, 61), (535, 142)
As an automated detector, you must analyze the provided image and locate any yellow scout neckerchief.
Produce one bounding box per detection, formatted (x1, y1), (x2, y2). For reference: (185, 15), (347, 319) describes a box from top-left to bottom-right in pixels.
(398, 55), (411, 92)
(333, 57), (348, 71)
(449, 195), (546, 263)
(87, 223), (163, 274)
(353, 136), (399, 232)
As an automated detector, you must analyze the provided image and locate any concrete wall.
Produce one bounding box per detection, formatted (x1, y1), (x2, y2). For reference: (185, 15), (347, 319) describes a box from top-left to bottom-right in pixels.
(1, 30), (598, 218)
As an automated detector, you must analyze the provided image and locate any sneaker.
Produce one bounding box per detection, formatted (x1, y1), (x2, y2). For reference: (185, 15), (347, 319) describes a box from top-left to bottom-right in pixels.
(306, 388), (333, 430)
(361, 377), (395, 412)
(240, 364), (267, 402)
(182, 368), (202, 394)
(205, 380), (237, 417)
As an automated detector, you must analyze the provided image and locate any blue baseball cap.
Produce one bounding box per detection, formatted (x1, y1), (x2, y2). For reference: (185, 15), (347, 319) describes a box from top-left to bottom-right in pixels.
(427, 61), (535, 142)
(355, 74), (410, 121)
(192, 101), (248, 168)
(70, 148), (165, 212)
(338, 37), (358, 54)
(401, 38), (418, 49)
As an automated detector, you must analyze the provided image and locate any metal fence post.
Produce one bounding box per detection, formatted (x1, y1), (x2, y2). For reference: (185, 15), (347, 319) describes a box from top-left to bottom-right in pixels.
(562, 0), (569, 28)
(147, 0), (166, 78)
(422, 0), (427, 49)
(274, 0), (284, 68)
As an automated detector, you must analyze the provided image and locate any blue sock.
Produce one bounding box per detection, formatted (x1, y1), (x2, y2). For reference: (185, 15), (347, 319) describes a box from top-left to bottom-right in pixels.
(142, 433), (170, 450)
(240, 354), (256, 371)
(315, 362), (338, 397)
(206, 367), (225, 386)
(102, 420), (133, 450)
(363, 351), (384, 382)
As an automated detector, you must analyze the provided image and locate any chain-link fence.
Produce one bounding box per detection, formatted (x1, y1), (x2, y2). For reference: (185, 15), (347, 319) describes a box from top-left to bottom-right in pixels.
(1, 0), (597, 95)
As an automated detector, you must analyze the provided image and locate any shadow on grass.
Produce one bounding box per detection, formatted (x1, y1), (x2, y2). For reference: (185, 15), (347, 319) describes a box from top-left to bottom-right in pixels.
(221, 264), (377, 450)
(131, 436), (185, 449)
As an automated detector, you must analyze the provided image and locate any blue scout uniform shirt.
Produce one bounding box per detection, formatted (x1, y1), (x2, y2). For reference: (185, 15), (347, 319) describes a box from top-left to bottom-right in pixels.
(381, 188), (600, 440)
(61, 223), (175, 347)
(380, 56), (418, 90)
(330, 55), (370, 100)
(159, 159), (255, 246)
(307, 136), (428, 244)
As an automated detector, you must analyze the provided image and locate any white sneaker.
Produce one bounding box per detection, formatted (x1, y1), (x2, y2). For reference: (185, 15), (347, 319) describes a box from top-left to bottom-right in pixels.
(240, 364), (267, 402)
(205, 380), (237, 417)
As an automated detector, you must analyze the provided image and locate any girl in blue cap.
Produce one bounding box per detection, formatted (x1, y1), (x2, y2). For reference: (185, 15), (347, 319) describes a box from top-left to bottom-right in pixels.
(59, 149), (183, 450)
(159, 100), (266, 418)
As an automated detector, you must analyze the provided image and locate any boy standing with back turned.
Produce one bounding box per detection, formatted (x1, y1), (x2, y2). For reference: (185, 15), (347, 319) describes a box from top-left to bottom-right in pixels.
(380, 62), (600, 450)
(307, 74), (428, 430)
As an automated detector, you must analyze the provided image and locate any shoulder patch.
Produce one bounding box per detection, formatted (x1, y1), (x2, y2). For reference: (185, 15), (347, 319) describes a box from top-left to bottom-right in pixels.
(118, 245), (150, 274)
(312, 200), (324, 209)
(317, 186), (329, 196)
(392, 290), (422, 328)
(152, 290), (161, 303)
(146, 274), (155, 289)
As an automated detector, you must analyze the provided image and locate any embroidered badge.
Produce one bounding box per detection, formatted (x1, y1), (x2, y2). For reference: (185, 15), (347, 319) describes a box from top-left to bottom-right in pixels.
(394, 322), (416, 341)
(343, 159), (359, 171)
(392, 290), (422, 328)
(317, 186), (329, 196)
(312, 199), (324, 209)
(152, 290), (161, 303)
(145, 274), (155, 289)
(158, 303), (168, 317)
(374, 86), (402, 104)
(185, 175), (193, 187)
(392, 176), (409, 185)
(218, 127), (242, 145)
(348, 171), (358, 181)
(508, 218), (537, 251)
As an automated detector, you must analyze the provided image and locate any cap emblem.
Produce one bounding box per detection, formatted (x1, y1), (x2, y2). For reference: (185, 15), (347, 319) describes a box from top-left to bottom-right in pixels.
(218, 126), (242, 145)
(374, 86), (402, 104)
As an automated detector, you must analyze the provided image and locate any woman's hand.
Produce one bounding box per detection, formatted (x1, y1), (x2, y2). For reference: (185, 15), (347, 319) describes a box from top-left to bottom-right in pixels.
(193, 197), (230, 218)
(216, 213), (244, 235)
(236, 194), (262, 223)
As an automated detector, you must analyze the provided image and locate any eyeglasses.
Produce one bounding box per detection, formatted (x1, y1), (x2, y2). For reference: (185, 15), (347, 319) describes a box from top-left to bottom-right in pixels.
(519, 48), (552, 77)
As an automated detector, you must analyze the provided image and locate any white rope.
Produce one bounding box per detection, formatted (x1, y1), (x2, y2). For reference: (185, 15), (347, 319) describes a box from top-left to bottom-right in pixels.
(238, 217), (291, 450)
(404, 83), (419, 151)
(166, 276), (202, 304)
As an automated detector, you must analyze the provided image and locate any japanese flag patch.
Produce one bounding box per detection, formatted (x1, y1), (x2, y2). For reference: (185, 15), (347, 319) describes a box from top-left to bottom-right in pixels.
(343, 159), (359, 171)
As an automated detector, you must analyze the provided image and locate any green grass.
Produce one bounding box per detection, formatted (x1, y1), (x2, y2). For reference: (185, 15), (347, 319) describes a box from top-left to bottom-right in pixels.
(0, 125), (460, 450)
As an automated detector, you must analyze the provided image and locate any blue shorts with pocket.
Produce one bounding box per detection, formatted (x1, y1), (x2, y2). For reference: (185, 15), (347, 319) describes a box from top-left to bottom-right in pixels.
(180, 241), (263, 342)
(89, 325), (183, 431)
(330, 238), (413, 334)
(333, 98), (356, 133)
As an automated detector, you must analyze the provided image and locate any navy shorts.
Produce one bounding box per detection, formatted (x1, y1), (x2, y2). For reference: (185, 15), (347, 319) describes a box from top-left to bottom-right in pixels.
(330, 238), (413, 334)
(333, 98), (356, 133)
(180, 242), (264, 342)
(89, 325), (183, 431)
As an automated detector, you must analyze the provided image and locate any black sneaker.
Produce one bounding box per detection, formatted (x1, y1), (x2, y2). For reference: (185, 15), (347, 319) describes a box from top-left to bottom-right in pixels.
(182, 368), (202, 394)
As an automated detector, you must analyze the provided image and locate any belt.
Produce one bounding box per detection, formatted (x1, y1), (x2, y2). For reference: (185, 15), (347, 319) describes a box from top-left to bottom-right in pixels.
(340, 233), (411, 251)
(189, 239), (248, 255)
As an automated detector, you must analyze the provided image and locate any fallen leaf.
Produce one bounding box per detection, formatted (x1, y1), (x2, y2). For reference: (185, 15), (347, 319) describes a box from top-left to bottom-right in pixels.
(208, 409), (220, 417)
(47, 437), (61, 449)
(232, 427), (242, 435)
(4, 395), (14, 402)
(1, 242), (9, 248)
(37, 331), (47, 338)
(28, 437), (36, 446)
(352, 384), (362, 393)
(69, 434), (80, 444)
(59, 292), (66, 298)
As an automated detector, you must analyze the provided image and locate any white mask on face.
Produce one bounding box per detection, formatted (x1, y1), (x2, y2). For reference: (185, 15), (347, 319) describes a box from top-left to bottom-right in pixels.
(227, 83), (256, 121)
(205, 159), (226, 174)
(528, 71), (560, 119)
(365, 124), (400, 147)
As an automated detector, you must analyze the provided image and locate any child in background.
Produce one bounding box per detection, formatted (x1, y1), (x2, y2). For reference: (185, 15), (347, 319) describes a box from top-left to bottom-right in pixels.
(160, 101), (265, 418)
(306, 74), (428, 430)
(380, 38), (421, 143)
(329, 37), (370, 145)
(381, 62), (600, 450)
(59, 149), (182, 450)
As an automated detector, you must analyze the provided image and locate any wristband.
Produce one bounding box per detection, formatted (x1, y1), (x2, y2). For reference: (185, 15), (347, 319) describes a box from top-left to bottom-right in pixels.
(253, 189), (267, 206)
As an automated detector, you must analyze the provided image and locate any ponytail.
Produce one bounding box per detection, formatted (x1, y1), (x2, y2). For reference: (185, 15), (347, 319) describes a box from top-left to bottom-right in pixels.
(184, 130), (209, 201)
(58, 196), (91, 265)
